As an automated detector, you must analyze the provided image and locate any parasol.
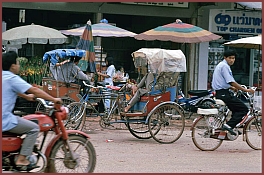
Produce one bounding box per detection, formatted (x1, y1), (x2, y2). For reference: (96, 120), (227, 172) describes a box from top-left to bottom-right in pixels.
(2, 23), (67, 56)
(134, 19), (222, 92)
(134, 19), (222, 43)
(224, 35), (262, 92)
(223, 35), (262, 50)
(60, 22), (137, 37)
(61, 19), (137, 77)
(76, 20), (96, 73)
(2, 23), (67, 45)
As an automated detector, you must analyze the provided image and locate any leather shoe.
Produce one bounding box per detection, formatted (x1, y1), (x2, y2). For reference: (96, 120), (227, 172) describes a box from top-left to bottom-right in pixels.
(222, 124), (237, 136)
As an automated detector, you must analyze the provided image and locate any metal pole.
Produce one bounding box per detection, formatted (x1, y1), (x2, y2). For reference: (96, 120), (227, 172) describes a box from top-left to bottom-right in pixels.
(257, 48), (260, 95)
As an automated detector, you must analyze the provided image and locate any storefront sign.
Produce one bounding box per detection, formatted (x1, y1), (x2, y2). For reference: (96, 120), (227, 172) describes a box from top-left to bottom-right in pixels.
(209, 9), (262, 35)
(121, 2), (188, 8)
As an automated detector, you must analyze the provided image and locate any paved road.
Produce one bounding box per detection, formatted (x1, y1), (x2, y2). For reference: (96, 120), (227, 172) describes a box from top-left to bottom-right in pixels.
(84, 117), (262, 173)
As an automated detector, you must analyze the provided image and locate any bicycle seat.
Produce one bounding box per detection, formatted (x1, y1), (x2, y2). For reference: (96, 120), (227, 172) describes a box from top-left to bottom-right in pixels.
(188, 90), (210, 97)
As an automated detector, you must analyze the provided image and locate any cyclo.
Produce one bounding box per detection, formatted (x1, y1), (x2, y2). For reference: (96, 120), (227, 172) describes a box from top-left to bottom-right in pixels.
(70, 48), (187, 144)
(37, 49), (88, 111)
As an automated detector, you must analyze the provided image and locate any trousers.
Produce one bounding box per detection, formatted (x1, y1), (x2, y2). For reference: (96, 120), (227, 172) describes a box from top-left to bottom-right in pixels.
(8, 116), (40, 156)
(215, 89), (248, 128)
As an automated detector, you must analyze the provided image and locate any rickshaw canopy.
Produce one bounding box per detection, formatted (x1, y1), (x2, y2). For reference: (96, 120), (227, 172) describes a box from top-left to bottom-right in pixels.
(132, 48), (186, 73)
(42, 49), (86, 65)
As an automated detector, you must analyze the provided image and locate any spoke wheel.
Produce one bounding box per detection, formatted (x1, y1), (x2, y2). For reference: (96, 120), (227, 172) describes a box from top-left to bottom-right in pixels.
(46, 135), (96, 173)
(65, 102), (86, 130)
(245, 116), (262, 150)
(127, 117), (152, 139)
(148, 103), (185, 144)
(191, 116), (223, 151)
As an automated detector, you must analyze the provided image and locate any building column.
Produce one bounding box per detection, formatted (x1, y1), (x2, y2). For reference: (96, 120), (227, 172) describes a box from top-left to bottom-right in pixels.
(198, 42), (209, 89)
(187, 17), (198, 91)
(94, 12), (102, 46)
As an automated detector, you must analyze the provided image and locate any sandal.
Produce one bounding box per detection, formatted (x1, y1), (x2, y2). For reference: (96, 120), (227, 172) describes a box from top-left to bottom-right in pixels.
(15, 164), (40, 171)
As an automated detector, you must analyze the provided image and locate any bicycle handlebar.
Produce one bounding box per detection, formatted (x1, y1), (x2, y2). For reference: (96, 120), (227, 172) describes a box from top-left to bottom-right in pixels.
(35, 98), (55, 109)
(236, 85), (257, 99)
(83, 81), (106, 89)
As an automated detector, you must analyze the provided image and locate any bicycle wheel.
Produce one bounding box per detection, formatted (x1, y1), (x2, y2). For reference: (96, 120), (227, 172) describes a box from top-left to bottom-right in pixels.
(46, 135), (96, 173)
(245, 116), (262, 150)
(148, 103), (185, 144)
(127, 117), (152, 139)
(65, 102), (86, 130)
(191, 116), (223, 151)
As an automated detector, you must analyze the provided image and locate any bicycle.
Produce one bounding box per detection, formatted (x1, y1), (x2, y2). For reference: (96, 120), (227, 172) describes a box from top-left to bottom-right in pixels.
(190, 86), (262, 151)
(64, 82), (129, 130)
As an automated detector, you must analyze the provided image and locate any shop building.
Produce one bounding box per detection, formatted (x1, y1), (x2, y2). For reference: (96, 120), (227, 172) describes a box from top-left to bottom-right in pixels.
(2, 2), (261, 92)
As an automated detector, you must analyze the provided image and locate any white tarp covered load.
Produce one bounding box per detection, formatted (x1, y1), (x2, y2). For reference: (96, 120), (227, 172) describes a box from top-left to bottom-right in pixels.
(132, 48), (186, 73)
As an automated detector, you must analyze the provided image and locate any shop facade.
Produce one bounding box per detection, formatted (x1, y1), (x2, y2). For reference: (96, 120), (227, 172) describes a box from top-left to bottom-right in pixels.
(3, 2), (260, 91)
(197, 5), (262, 91)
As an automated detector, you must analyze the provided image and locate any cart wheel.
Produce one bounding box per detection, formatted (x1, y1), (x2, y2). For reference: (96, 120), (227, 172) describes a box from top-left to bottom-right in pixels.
(127, 116), (152, 139)
(148, 102), (185, 144)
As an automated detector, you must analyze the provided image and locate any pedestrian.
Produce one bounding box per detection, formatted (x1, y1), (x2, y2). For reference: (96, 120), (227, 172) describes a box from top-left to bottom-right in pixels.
(97, 56), (116, 111)
(211, 49), (255, 135)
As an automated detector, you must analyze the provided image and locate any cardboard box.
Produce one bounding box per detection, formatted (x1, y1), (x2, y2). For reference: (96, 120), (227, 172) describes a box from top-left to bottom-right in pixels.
(42, 77), (80, 102)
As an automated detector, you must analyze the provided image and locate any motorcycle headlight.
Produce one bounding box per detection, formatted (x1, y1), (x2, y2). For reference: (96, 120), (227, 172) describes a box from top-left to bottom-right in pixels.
(59, 106), (69, 120)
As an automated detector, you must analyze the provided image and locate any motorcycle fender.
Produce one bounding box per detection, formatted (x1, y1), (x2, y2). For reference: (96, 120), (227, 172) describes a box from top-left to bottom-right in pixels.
(44, 130), (91, 160)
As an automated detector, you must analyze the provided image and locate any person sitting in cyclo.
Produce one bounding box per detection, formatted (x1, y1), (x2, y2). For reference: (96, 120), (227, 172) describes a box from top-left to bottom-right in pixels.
(124, 71), (179, 113)
(56, 56), (91, 95)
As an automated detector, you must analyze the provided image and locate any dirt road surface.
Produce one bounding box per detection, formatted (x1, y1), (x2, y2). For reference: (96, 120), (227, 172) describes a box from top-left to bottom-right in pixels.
(3, 116), (261, 173)
(84, 117), (262, 173)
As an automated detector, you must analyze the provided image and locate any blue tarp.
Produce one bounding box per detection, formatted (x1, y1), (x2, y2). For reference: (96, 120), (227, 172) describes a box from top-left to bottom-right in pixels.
(42, 49), (86, 65)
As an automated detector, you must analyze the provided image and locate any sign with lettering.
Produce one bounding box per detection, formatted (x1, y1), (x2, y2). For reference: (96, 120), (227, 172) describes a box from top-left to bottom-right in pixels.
(121, 2), (188, 8)
(209, 9), (262, 35)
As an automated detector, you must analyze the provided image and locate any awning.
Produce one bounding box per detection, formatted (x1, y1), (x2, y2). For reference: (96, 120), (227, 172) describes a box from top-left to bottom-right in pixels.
(236, 2), (262, 10)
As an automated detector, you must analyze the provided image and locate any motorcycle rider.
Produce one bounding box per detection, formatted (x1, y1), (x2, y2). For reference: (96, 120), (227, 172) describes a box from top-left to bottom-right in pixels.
(2, 51), (62, 169)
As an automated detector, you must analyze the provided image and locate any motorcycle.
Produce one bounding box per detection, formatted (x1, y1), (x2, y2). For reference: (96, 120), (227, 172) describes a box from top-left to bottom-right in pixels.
(176, 88), (216, 118)
(2, 98), (96, 173)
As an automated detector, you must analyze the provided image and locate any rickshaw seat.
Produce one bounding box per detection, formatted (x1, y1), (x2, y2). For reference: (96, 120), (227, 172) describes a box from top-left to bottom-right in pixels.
(139, 86), (177, 102)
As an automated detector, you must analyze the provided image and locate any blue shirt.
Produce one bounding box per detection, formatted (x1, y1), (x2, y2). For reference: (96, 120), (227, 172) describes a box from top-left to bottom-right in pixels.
(2, 71), (32, 131)
(104, 65), (115, 86)
(212, 59), (235, 90)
